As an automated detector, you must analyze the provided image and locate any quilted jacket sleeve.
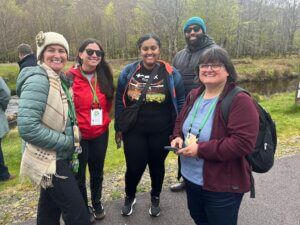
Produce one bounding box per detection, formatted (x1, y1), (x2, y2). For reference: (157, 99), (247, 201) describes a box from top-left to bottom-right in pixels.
(17, 73), (73, 151)
(172, 67), (185, 113)
(0, 77), (11, 111)
(114, 64), (131, 131)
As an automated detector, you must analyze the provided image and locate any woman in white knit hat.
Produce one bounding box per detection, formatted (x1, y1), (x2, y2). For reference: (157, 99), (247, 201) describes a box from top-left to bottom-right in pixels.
(16, 31), (90, 225)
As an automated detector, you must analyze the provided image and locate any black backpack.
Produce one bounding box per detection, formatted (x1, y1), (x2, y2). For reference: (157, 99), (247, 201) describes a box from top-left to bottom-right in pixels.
(221, 86), (277, 173)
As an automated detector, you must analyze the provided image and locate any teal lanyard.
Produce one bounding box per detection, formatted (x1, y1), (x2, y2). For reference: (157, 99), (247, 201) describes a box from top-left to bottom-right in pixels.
(81, 70), (100, 106)
(61, 80), (77, 125)
(188, 92), (219, 138)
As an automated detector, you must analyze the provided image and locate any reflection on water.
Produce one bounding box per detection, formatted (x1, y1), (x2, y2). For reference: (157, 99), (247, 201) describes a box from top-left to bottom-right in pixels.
(239, 78), (300, 96)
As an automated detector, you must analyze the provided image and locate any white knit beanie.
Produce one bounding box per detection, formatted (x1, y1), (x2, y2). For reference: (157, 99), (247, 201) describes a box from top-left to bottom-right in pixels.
(35, 31), (69, 60)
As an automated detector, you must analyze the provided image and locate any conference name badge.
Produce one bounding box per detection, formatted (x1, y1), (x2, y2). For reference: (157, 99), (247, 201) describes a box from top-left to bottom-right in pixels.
(91, 109), (103, 126)
(185, 133), (197, 146)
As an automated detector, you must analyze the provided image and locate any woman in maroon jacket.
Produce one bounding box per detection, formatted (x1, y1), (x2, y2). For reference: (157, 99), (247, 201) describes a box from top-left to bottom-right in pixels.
(170, 46), (259, 225)
(67, 38), (114, 222)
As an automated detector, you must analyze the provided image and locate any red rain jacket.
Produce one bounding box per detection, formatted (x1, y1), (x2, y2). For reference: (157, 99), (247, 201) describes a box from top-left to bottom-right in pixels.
(67, 66), (112, 139)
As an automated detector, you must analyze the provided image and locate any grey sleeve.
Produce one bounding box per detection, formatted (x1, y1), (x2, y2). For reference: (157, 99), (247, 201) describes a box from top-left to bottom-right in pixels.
(0, 78), (11, 111)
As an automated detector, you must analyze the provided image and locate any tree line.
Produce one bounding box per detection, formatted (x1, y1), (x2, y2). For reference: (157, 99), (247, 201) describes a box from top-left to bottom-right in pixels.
(0, 0), (299, 63)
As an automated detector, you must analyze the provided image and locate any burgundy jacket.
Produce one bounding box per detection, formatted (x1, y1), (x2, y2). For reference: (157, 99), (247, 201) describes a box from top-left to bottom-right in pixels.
(171, 83), (259, 193)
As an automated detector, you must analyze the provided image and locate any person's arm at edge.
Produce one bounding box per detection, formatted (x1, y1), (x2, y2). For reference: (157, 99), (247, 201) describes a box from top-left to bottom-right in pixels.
(0, 78), (11, 111)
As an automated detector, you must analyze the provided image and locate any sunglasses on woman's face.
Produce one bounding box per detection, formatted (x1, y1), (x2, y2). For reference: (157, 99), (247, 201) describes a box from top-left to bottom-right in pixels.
(185, 26), (202, 34)
(85, 49), (104, 57)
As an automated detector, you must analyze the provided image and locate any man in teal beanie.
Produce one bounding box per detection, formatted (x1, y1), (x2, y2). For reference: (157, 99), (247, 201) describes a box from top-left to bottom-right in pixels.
(173, 16), (215, 94)
(170, 16), (216, 192)
(183, 16), (207, 34)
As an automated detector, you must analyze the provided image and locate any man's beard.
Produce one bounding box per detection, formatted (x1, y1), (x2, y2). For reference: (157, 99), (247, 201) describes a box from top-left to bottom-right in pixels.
(186, 33), (205, 47)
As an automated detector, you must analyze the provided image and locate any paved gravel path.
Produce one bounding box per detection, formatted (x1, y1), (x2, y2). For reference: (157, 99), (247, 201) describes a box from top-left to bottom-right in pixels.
(1, 159), (179, 225)
(14, 154), (300, 225)
(1, 136), (299, 225)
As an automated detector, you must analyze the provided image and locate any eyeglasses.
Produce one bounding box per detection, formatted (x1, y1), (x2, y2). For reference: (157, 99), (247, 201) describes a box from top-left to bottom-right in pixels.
(85, 49), (104, 57)
(199, 63), (224, 70)
(185, 26), (202, 34)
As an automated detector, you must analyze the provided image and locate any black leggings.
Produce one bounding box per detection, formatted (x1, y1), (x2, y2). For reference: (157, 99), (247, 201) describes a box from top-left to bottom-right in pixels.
(0, 139), (10, 180)
(37, 160), (90, 225)
(76, 131), (108, 209)
(123, 127), (171, 198)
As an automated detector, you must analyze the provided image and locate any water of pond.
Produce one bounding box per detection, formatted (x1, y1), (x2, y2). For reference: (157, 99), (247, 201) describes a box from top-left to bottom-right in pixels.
(6, 77), (300, 117)
(238, 77), (300, 96)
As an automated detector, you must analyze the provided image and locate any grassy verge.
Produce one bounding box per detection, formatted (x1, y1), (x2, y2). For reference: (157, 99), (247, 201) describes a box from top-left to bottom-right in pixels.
(1, 91), (299, 192)
(258, 92), (300, 139)
(0, 63), (19, 91)
(234, 56), (300, 81)
(0, 120), (177, 192)
(0, 59), (132, 91)
(1, 56), (300, 91)
(0, 129), (22, 191)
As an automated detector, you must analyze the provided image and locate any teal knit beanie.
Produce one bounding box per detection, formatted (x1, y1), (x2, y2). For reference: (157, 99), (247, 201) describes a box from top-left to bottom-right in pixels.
(183, 17), (206, 33)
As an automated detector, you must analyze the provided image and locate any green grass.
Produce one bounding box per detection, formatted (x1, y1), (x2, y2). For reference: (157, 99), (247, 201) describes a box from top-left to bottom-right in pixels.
(0, 129), (22, 191)
(234, 56), (300, 81)
(258, 92), (300, 139)
(0, 63), (19, 91)
(0, 121), (124, 192)
(105, 121), (125, 173)
(0, 59), (131, 92)
(1, 56), (300, 91)
(0, 91), (298, 192)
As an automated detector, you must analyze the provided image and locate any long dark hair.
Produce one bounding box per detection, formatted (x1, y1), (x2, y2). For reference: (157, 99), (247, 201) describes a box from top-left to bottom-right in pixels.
(195, 46), (237, 84)
(76, 38), (114, 100)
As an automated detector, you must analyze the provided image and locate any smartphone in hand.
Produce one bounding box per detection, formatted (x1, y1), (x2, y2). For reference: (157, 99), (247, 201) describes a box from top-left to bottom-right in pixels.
(164, 146), (179, 152)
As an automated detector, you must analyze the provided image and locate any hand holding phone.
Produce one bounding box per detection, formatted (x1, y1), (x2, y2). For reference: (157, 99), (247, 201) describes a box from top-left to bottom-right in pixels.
(164, 146), (179, 152)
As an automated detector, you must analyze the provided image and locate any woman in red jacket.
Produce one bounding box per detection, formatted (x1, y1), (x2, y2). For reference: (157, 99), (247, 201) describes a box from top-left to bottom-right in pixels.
(67, 38), (114, 222)
(170, 46), (259, 225)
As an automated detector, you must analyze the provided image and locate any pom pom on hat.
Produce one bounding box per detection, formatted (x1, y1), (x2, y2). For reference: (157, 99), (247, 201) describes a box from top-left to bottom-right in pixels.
(183, 17), (207, 33)
(36, 31), (69, 60)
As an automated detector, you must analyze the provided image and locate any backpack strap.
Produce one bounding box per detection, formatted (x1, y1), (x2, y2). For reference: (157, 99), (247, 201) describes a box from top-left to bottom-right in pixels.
(221, 86), (246, 124)
(250, 173), (255, 198)
(221, 86), (256, 198)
